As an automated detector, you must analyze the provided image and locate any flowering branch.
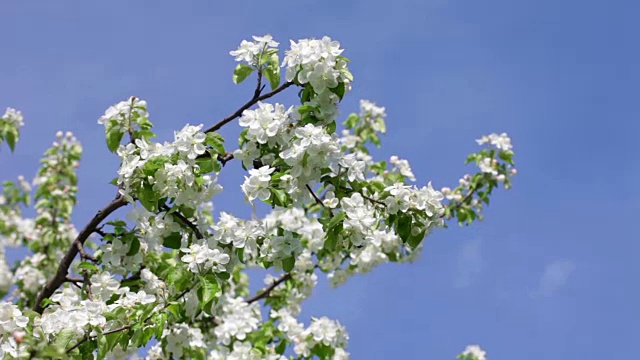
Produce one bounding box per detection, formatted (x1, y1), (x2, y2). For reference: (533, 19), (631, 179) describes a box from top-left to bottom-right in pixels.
(204, 81), (294, 133)
(65, 287), (192, 354)
(33, 194), (128, 313)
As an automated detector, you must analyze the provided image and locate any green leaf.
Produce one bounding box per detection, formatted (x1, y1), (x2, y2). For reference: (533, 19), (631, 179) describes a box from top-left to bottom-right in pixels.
(325, 211), (346, 231)
(126, 237), (141, 256)
(41, 345), (66, 358)
(271, 188), (288, 207)
(197, 274), (220, 306)
(264, 66), (281, 90)
(233, 63), (254, 84)
(137, 184), (158, 212)
(407, 228), (426, 249)
(77, 262), (99, 272)
(106, 127), (124, 153)
(326, 120), (337, 134)
(328, 82), (346, 101)
(104, 332), (122, 355)
(282, 256), (295, 272)
(96, 335), (108, 360)
(163, 232), (182, 249)
(5, 129), (17, 152)
(396, 213), (412, 242)
(499, 150), (515, 165)
(205, 132), (226, 154)
(196, 154), (215, 174)
(216, 271), (231, 281)
(55, 328), (78, 350)
(343, 113), (359, 129)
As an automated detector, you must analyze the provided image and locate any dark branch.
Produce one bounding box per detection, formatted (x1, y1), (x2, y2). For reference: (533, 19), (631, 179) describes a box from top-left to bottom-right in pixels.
(217, 152), (234, 166)
(306, 184), (325, 207)
(247, 273), (291, 304)
(204, 82), (295, 133)
(161, 205), (204, 240)
(33, 195), (128, 313)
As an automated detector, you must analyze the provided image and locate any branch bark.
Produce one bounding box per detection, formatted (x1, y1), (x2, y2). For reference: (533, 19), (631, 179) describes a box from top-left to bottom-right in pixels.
(33, 195), (128, 313)
(247, 273), (291, 304)
(204, 82), (295, 133)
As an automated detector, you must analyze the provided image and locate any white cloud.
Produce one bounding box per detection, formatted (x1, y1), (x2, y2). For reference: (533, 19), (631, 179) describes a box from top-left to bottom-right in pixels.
(534, 259), (576, 297)
(454, 238), (483, 288)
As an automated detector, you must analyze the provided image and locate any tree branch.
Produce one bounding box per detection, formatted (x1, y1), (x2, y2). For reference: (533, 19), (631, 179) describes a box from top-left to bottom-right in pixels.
(217, 152), (234, 166)
(160, 205), (204, 240)
(204, 82), (295, 133)
(33, 195), (128, 314)
(443, 185), (478, 218)
(247, 273), (291, 304)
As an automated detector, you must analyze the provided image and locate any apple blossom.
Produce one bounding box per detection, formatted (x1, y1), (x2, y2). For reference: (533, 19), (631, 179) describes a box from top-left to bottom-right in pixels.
(0, 34), (514, 359)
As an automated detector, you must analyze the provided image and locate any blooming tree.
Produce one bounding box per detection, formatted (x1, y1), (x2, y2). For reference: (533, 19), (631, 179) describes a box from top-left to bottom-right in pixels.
(0, 35), (515, 359)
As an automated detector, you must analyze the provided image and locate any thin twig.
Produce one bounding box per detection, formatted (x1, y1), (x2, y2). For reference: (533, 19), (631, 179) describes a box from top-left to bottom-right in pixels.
(160, 205), (204, 240)
(93, 226), (107, 238)
(75, 240), (97, 262)
(339, 186), (386, 207)
(83, 272), (93, 301)
(34, 195), (128, 313)
(247, 273), (291, 304)
(306, 184), (325, 207)
(443, 186), (478, 218)
(254, 70), (264, 99)
(204, 82), (294, 133)
(306, 184), (334, 217)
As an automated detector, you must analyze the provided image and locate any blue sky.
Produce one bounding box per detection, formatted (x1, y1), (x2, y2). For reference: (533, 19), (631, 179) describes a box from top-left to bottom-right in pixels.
(1, 1), (639, 359)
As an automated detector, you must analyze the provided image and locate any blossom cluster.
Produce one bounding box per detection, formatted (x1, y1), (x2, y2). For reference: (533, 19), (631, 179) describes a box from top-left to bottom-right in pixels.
(272, 309), (349, 358)
(0, 35), (514, 359)
(1, 108), (24, 128)
(230, 35), (279, 66)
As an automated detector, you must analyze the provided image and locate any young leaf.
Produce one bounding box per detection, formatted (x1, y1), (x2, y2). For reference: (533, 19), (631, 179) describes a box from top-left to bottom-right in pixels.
(233, 63), (254, 84)
(106, 127), (124, 153)
(282, 256), (295, 272)
(163, 232), (182, 249)
(264, 66), (281, 90)
(197, 274), (220, 306)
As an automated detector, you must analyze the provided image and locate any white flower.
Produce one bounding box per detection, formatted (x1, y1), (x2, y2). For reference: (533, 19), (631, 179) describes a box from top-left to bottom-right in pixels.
(239, 102), (291, 145)
(230, 34), (279, 65)
(0, 256), (12, 293)
(390, 156), (416, 181)
(163, 323), (207, 359)
(241, 165), (275, 202)
(214, 297), (261, 345)
(476, 132), (512, 151)
(98, 96), (148, 126)
(339, 153), (366, 182)
(478, 158), (497, 176)
(0, 302), (29, 333)
(462, 344), (487, 360)
(181, 243), (230, 273)
(90, 272), (120, 301)
(323, 191), (339, 208)
(360, 99), (386, 120)
(2, 107), (24, 128)
(341, 193), (376, 237)
(175, 124), (207, 160)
